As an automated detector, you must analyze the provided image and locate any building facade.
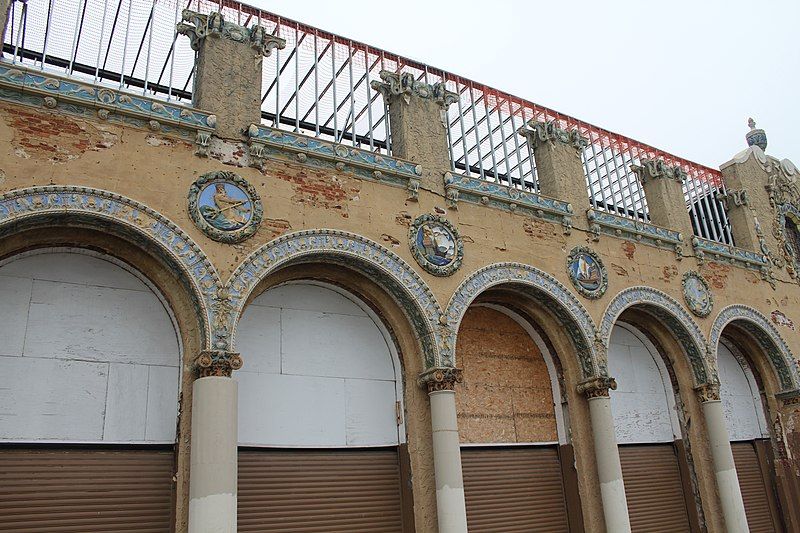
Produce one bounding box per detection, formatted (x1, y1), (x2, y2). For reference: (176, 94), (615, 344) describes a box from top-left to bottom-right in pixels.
(0, 1), (798, 532)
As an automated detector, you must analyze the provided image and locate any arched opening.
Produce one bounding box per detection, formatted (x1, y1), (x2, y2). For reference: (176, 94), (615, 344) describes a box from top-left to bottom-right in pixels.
(234, 276), (411, 532)
(0, 249), (181, 532)
(455, 299), (581, 532)
(718, 339), (783, 532)
(608, 322), (697, 532)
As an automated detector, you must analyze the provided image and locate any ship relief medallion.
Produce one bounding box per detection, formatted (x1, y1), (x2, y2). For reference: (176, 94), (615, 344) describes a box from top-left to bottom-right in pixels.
(682, 270), (713, 317)
(567, 246), (607, 299)
(409, 214), (463, 276)
(188, 170), (262, 243)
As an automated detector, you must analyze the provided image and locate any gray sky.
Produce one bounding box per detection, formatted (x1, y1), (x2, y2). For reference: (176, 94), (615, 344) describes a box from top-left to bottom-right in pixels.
(253, 0), (799, 170)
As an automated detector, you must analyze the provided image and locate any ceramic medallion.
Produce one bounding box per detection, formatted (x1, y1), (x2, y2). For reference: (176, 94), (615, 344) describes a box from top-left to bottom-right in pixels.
(567, 246), (607, 299)
(409, 214), (463, 276)
(188, 170), (263, 243)
(682, 271), (713, 317)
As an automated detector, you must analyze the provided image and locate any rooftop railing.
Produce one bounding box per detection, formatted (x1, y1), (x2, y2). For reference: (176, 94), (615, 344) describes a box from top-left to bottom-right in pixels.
(2, 0), (733, 244)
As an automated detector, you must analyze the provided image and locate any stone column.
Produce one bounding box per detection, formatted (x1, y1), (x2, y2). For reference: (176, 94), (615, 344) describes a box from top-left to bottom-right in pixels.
(0, 0), (11, 48)
(371, 71), (458, 195)
(177, 10), (285, 140)
(419, 367), (468, 533)
(188, 351), (242, 533)
(520, 120), (588, 220)
(577, 376), (631, 533)
(695, 383), (750, 532)
(631, 159), (694, 240)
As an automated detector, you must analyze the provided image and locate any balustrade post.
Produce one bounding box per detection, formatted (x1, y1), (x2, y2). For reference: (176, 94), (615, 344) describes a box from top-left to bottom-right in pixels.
(177, 10), (285, 140)
(631, 159), (694, 240)
(577, 376), (632, 533)
(418, 367), (468, 533)
(188, 351), (242, 533)
(371, 72), (458, 196)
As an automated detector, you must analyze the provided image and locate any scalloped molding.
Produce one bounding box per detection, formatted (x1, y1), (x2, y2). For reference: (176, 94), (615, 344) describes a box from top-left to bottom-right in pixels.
(443, 262), (599, 378)
(225, 230), (444, 368)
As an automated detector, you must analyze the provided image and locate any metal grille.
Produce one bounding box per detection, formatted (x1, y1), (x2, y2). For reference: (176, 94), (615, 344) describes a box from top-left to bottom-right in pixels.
(2, 0), (734, 243)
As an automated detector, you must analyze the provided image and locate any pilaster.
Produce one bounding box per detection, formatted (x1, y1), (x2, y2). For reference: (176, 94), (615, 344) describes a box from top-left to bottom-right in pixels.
(631, 158), (694, 241)
(177, 9), (285, 140)
(371, 71), (458, 195)
(520, 120), (588, 224)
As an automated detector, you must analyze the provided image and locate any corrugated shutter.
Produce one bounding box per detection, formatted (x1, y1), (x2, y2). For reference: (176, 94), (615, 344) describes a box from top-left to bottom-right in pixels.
(619, 444), (692, 532)
(732, 441), (778, 532)
(461, 446), (570, 532)
(0, 447), (174, 533)
(238, 448), (404, 533)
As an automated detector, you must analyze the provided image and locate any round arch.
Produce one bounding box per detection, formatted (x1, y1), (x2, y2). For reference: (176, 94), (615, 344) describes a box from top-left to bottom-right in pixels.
(710, 304), (799, 392)
(225, 229), (444, 369)
(600, 287), (713, 385)
(0, 186), (221, 349)
(443, 262), (599, 378)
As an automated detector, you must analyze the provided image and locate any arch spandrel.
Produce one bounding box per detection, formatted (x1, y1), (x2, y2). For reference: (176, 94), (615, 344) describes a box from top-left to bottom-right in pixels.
(443, 262), (600, 379)
(600, 286), (712, 386)
(710, 304), (800, 392)
(225, 230), (444, 369)
(0, 186), (222, 350)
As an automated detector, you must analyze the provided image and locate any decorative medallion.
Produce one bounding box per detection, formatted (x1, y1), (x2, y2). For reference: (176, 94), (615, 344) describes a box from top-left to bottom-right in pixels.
(188, 170), (262, 243)
(409, 214), (463, 276)
(566, 246), (607, 299)
(682, 271), (713, 317)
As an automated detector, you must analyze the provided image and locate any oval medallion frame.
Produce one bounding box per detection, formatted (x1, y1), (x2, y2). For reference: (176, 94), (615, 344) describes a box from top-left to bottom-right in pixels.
(409, 213), (463, 277)
(682, 270), (713, 317)
(188, 170), (263, 243)
(566, 246), (608, 299)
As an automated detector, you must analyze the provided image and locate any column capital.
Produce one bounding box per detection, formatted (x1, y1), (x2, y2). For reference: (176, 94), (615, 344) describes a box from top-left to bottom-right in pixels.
(370, 70), (458, 108)
(177, 9), (286, 57)
(694, 382), (721, 403)
(631, 158), (686, 186)
(195, 350), (243, 378)
(418, 367), (464, 393)
(519, 120), (588, 151)
(576, 375), (617, 399)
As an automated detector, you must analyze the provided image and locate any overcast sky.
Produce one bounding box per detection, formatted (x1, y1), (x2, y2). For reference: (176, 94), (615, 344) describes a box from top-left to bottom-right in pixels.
(251, 0), (799, 170)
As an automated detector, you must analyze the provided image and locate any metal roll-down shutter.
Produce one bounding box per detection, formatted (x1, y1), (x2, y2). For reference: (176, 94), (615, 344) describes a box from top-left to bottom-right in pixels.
(732, 440), (781, 532)
(461, 446), (570, 532)
(619, 444), (692, 532)
(0, 447), (174, 532)
(238, 447), (404, 533)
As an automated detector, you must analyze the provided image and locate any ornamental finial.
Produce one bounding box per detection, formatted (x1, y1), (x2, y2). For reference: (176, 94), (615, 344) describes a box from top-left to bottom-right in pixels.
(745, 117), (767, 151)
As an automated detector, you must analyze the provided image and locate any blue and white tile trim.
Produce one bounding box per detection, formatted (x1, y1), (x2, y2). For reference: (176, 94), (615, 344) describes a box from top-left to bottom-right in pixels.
(587, 208), (683, 256)
(692, 236), (769, 270)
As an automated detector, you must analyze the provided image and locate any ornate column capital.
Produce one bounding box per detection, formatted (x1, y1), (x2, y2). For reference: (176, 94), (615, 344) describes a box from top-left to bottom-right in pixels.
(576, 376), (617, 399)
(177, 9), (286, 56)
(694, 382), (721, 403)
(631, 158), (687, 186)
(519, 120), (588, 151)
(418, 367), (464, 393)
(195, 350), (243, 378)
(370, 70), (458, 107)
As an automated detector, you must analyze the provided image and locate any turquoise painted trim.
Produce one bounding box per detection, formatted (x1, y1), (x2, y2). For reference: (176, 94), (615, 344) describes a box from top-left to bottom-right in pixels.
(691, 236), (769, 270)
(587, 208), (683, 255)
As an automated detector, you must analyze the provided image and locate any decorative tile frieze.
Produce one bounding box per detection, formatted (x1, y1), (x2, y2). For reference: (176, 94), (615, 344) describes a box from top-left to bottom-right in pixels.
(710, 304), (799, 391)
(246, 123), (423, 195)
(418, 367), (464, 393)
(370, 70), (458, 107)
(691, 236), (770, 274)
(177, 9), (285, 56)
(444, 172), (573, 233)
(631, 158), (687, 185)
(518, 120), (588, 150)
(587, 208), (683, 256)
(0, 61), (216, 153)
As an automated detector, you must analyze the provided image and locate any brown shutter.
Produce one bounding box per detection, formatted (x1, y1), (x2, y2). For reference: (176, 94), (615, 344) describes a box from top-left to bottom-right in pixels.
(238, 447), (404, 533)
(0, 447), (174, 533)
(619, 443), (692, 532)
(732, 440), (782, 532)
(461, 445), (570, 532)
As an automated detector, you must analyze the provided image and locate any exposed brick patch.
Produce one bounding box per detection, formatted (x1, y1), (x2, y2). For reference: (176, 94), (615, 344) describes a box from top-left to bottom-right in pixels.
(5, 104), (117, 162)
(523, 218), (557, 241)
(273, 167), (358, 218)
(462, 235), (475, 244)
(261, 218), (292, 239)
(611, 263), (629, 277)
(701, 262), (730, 290)
(660, 265), (678, 283)
(622, 241), (636, 261)
(381, 234), (400, 248)
(395, 211), (413, 227)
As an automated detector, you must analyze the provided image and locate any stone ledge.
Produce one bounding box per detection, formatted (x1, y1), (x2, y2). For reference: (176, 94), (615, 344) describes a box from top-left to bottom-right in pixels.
(246, 123), (423, 199)
(444, 172), (573, 234)
(691, 236), (769, 271)
(0, 60), (216, 154)
(587, 208), (683, 257)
